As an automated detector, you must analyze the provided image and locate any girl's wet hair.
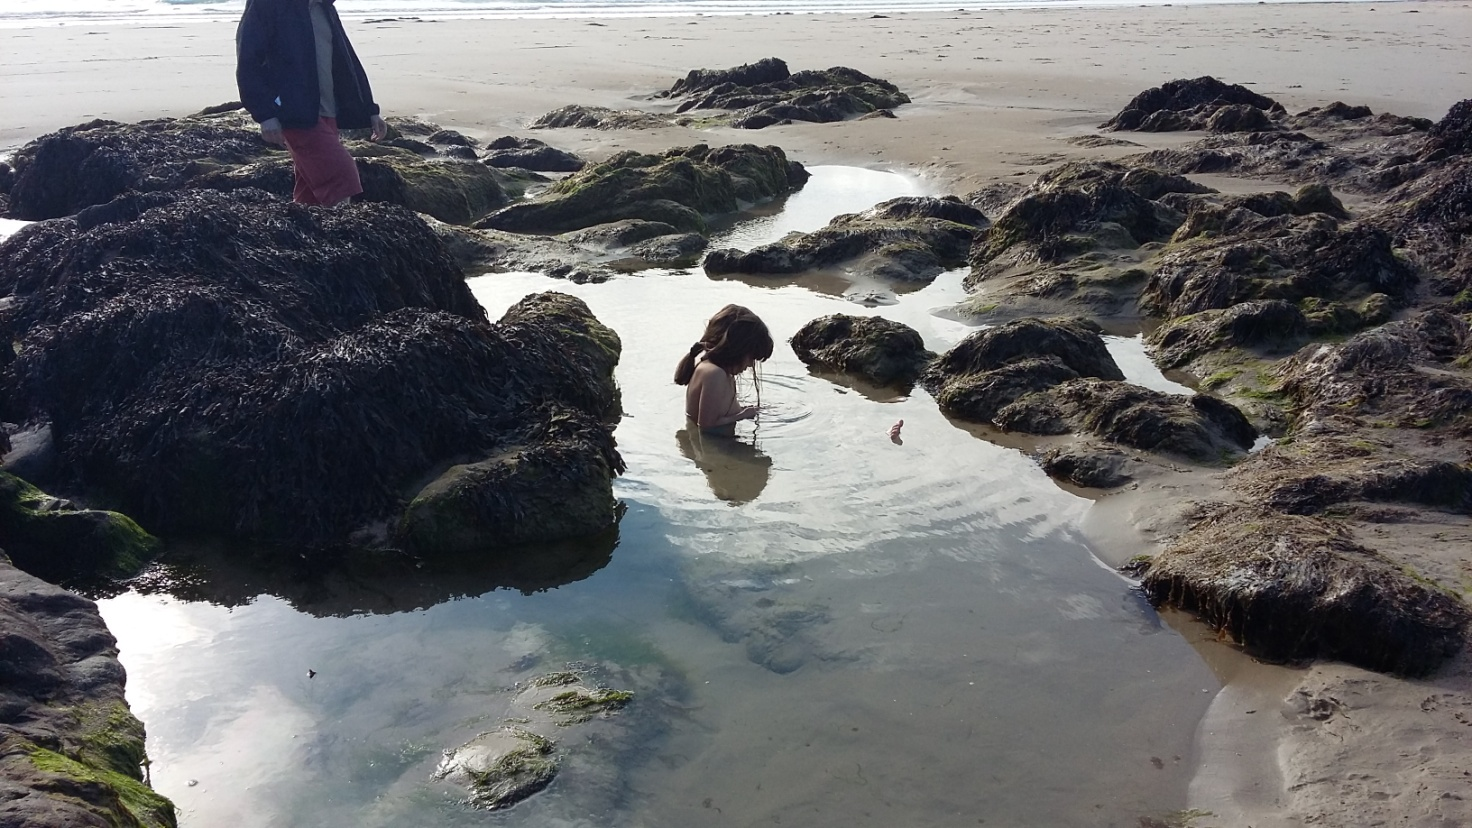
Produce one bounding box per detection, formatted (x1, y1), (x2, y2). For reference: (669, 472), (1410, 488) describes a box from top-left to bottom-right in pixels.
(673, 304), (774, 385)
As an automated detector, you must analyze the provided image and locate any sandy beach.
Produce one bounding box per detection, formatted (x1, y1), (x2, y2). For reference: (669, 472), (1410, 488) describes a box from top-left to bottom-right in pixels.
(5, 2), (1472, 826)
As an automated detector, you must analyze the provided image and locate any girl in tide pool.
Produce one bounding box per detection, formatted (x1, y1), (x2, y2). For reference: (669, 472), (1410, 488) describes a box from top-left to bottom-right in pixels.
(674, 305), (775, 432)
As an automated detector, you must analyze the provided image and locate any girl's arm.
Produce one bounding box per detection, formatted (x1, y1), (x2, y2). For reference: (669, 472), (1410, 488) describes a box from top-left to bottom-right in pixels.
(690, 366), (756, 430)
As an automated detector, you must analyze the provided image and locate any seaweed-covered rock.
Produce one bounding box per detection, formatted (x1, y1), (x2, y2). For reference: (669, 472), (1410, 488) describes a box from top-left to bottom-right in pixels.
(1140, 508), (1470, 675)
(1102, 76), (1283, 132)
(666, 56), (792, 96)
(4, 113), (272, 220)
(477, 144), (807, 235)
(1422, 98), (1472, 160)
(994, 379), (1256, 462)
(1039, 444), (1133, 489)
(0, 472), (160, 585)
(482, 137), (586, 172)
(0, 559), (176, 828)
(705, 196), (984, 282)
(924, 317), (1124, 388)
(932, 357), (1083, 423)
(919, 317), (1123, 421)
(193, 150), (510, 225)
(397, 406), (621, 554)
(1371, 156), (1472, 300)
(0, 189), (622, 549)
(661, 57), (910, 128)
(789, 314), (936, 388)
(1226, 433), (1472, 516)
(1277, 309), (1472, 434)
(1147, 299), (1309, 370)
(1144, 220), (1415, 318)
(975, 167), (1188, 264)
(627, 232), (708, 266)
(530, 105), (671, 131)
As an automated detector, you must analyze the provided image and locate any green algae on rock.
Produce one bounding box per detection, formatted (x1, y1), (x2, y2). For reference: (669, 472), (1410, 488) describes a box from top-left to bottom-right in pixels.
(705, 195), (986, 285)
(432, 727), (559, 810)
(0, 471), (160, 584)
(0, 560), (176, 827)
(476, 144), (807, 235)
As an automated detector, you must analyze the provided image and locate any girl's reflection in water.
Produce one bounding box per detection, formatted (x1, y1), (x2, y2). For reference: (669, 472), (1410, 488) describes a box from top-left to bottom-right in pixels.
(675, 427), (772, 505)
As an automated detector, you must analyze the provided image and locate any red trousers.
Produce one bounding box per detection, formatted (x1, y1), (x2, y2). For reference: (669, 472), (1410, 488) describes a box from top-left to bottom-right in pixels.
(281, 117), (363, 206)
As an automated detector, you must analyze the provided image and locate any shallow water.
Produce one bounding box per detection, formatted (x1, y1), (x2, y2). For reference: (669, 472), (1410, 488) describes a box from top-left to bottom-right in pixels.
(97, 166), (1218, 828)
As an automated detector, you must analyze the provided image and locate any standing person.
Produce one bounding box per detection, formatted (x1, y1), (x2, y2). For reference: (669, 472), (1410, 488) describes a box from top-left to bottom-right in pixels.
(674, 305), (775, 432)
(236, 0), (389, 206)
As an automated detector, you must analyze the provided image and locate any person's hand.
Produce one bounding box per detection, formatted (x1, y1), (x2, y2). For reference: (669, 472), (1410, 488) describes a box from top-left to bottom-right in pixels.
(738, 406), (759, 421)
(370, 114), (388, 142)
(259, 117), (286, 147)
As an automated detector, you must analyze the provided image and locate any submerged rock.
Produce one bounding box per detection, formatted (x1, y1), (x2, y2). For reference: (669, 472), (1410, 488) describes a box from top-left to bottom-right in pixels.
(789, 314), (936, 388)
(1141, 508), (1470, 675)
(477, 144), (807, 235)
(660, 57), (911, 128)
(705, 195), (985, 284)
(0, 189), (622, 549)
(0, 559), (176, 827)
(433, 727), (558, 810)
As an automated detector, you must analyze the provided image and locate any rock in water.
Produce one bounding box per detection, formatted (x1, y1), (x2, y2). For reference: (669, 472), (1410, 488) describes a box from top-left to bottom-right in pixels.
(433, 728), (559, 810)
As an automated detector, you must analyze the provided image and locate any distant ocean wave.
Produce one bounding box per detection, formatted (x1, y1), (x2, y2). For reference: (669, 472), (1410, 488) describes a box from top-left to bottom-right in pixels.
(0, 0), (1383, 27)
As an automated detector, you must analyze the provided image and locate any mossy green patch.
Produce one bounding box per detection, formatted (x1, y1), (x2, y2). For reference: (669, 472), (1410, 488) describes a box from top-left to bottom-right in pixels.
(0, 471), (160, 582)
(533, 687), (635, 725)
(25, 744), (175, 828)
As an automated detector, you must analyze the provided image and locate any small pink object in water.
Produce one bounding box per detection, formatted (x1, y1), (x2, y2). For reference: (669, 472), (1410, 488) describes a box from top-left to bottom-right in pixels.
(889, 419), (904, 444)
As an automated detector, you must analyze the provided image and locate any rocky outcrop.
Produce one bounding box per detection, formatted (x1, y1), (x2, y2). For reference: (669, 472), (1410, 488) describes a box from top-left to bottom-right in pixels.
(960, 162), (1200, 318)
(0, 557), (175, 827)
(1140, 508), (1470, 675)
(1276, 310), (1472, 436)
(705, 196), (985, 284)
(659, 57), (911, 129)
(1143, 219), (1414, 318)
(789, 314), (936, 388)
(3, 111), (271, 220)
(2, 111), (514, 225)
(476, 144), (807, 235)
(919, 317), (1124, 421)
(530, 105), (673, 131)
(482, 136), (586, 172)
(1101, 76), (1284, 132)
(992, 378), (1257, 463)
(0, 189), (623, 550)
(192, 147), (510, 225)
(1371, 156), (1472, 301)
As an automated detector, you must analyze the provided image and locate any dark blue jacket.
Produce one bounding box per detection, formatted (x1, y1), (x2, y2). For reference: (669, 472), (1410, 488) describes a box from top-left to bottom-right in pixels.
(236, 0), (380, 131)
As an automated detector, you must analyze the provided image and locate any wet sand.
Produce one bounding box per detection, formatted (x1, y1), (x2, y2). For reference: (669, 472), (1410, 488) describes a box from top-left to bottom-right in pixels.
(8, 2), (1472, 825)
